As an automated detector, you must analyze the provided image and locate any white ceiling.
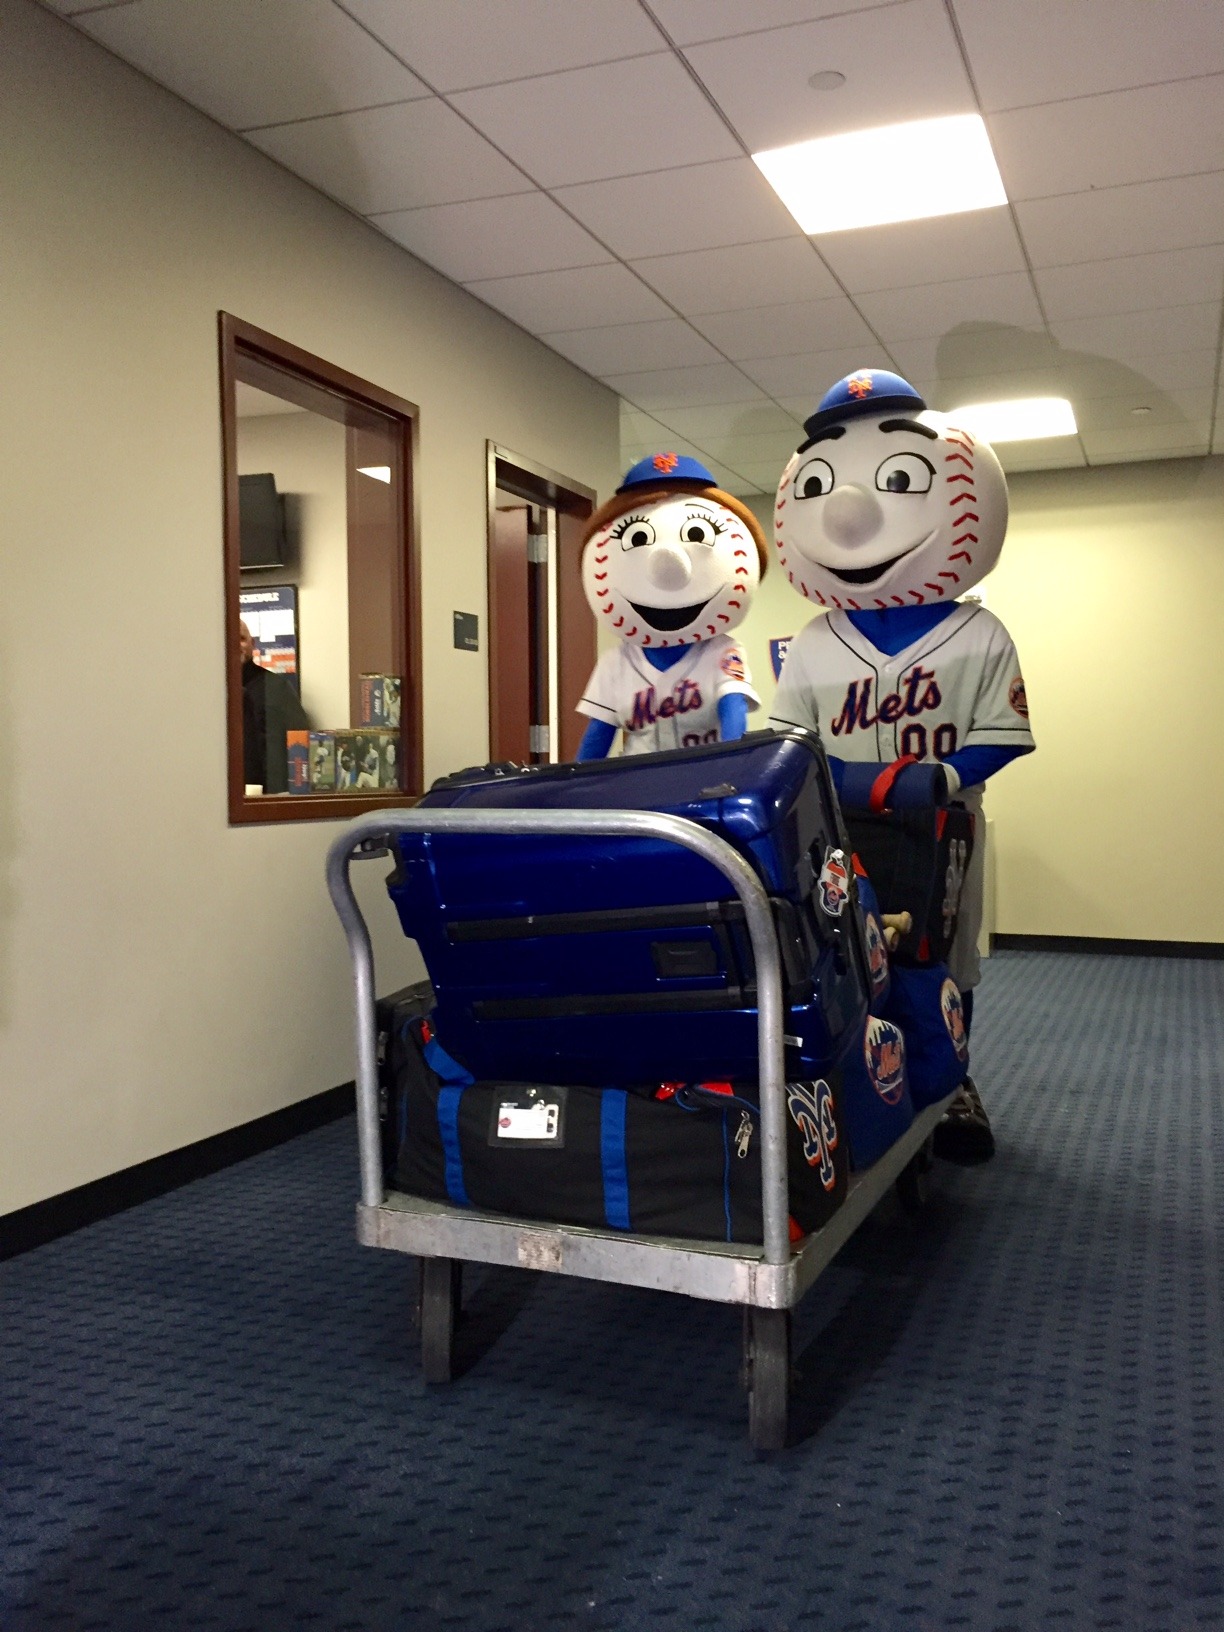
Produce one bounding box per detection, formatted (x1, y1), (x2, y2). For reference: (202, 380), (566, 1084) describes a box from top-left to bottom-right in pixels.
(48, 0), (1224, 492)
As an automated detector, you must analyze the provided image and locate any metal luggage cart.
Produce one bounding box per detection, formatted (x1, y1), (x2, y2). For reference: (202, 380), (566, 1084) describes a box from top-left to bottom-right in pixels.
(328, 808), (953, 1452)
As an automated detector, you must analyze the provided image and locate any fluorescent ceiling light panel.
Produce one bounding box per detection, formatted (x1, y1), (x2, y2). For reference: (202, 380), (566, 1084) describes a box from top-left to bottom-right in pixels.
(946, 397), (1078, 442)
(752, 114), (1006, 235)
(357, 465), (392, 483)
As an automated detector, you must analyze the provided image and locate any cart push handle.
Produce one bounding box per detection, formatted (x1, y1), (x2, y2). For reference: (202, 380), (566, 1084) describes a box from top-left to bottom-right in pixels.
(325, 807), (792, 1268)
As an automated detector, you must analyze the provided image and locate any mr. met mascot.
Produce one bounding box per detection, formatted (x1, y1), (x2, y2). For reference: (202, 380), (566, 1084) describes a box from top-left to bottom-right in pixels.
(769, 370), (1036, 1161)
(575, 453), (768, 759)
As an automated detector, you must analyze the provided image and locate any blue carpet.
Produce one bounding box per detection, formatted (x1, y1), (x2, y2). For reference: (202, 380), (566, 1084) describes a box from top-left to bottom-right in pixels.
(2, 952), (1221, 1631)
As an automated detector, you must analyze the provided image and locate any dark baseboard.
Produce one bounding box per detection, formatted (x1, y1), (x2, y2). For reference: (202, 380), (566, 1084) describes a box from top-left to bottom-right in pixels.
(0, 1082), (355, 1263)
(993, 933), (1224, 960)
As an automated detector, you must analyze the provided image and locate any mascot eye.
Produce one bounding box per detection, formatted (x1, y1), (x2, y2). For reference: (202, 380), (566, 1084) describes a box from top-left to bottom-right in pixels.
(612, 514), (656, 549)
(875, 452), (934, 494)
(794, 457), (835, 500)
(680, 510), (725, 545)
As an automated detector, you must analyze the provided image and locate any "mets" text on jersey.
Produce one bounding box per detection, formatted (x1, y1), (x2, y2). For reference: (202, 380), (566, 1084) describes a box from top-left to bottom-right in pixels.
(629, 679), (703, 732)
(830, 665), (942, 737)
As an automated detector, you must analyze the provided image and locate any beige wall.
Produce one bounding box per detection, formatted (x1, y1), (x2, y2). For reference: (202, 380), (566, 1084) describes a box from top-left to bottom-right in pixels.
(0, 0), (619, 1215)
(981, 454), (1224, 942)
(737, 460), (1224, 944)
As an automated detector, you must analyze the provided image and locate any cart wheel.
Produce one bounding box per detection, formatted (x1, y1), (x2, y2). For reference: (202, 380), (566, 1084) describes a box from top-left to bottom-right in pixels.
(746, 1307), (791, 1453)
(896, 1138), (935, 1216)
(420, 1257), (462, 1384)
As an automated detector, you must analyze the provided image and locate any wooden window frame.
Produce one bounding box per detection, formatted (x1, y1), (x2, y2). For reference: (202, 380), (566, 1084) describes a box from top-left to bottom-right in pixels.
(219, 312), (422, 824)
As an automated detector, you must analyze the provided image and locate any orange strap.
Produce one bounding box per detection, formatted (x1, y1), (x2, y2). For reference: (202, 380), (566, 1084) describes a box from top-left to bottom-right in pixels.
(868, 754), (919, 814)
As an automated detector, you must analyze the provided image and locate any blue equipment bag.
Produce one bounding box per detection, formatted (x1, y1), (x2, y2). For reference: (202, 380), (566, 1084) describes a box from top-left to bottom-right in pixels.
(880, 964), (969, 1108)
(389, 1015), (850, 1244)
(386, 730), (872, 1089)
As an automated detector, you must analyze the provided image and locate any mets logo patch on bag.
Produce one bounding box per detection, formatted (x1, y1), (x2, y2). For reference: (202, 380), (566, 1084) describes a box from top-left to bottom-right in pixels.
(786, 1079), (840, 1192)
(940, 978), (969, 1063)
(864, 1016), (907, 1105)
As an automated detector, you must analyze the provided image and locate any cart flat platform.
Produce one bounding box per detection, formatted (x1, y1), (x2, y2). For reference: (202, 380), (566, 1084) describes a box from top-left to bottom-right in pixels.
(359, 1093), (951, 1311)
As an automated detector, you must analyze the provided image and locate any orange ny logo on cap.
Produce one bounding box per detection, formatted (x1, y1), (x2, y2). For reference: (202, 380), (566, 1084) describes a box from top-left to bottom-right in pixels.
(652, 451), (680, 473)
(847, 373), (874, 399)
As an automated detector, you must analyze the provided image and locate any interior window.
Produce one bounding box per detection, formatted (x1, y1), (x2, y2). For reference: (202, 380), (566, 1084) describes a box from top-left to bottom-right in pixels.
(219, 314), (420, 823)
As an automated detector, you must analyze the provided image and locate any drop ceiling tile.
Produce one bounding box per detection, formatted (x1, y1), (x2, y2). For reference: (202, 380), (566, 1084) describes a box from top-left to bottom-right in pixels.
(733, 459), (798, 491)
(1048, 303), (1222, 360)
(619, 432), (708, 466)
(373, 191), (612, 282)
(1035, 245), (1224, 322)
(1074, 390), (1214, 433)
(996, 438), (1086, 472)
(451, 54), (739, 187)
(694, 295), (876, 361)
(648, 0), (908, 47)
(1016, 172), (1224, 266)
(689, 428), (806, 467)
(620, 402), (672, 441)
(80, 0), (428, 129)
(954, 0), (1224, 113)
(340, 0), (664, 91)
(1058, 347), (1221, 400)
(855, 272), (1043, 344)
(541, 318), (722, 374)
(468, 263), (671, 331)
(603, 362), (767, 409)
(813, 208), (1026, 293)
(683, 0), (974, 152)
(924, 365), (1067, 412)
(890, 327), (1057, 385)
(555, 158), (801, 259)
(738, 347), (894, 399)
(42, 0), (134, 11)
(989, 75), (1224, 202)
(631, 237), (837, 314)
(652, 401), (802, 440)
(1081, 421), (1211, 461)
(248, 98), (529, 215)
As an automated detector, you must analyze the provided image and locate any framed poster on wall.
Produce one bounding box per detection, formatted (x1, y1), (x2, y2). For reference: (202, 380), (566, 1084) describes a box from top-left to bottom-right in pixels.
(239, 585), (298, 686)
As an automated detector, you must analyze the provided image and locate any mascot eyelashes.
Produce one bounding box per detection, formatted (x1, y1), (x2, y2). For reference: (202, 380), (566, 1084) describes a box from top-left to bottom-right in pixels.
(769, 369), (1036, 1162)
(575, 453), (768, 759)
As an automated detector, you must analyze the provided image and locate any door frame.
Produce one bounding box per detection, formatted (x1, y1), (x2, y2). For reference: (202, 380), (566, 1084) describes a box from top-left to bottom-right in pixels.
(485, 443), (597, 763)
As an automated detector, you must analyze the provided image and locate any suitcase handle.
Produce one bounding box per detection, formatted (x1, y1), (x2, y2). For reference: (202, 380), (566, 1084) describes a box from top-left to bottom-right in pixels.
(868, 755), (920, 814)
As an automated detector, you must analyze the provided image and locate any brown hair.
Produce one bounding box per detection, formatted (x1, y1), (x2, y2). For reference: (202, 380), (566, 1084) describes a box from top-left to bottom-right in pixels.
(581, 482), (769, 577)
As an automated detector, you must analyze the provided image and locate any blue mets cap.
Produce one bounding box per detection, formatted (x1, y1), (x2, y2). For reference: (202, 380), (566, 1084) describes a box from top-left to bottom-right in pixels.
(617, 452), (717, 493)
(802, 370), (926, 442)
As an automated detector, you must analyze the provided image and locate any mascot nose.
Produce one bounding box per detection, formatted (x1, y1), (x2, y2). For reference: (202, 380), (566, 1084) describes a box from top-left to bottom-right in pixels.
(647, 544), (693, 592)
(823, 484), (884, 548)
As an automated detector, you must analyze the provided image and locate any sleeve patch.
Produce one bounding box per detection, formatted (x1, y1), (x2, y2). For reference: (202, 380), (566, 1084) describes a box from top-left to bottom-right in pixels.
(720, 648), (747, 681)
(1008, 676), (1029, 718)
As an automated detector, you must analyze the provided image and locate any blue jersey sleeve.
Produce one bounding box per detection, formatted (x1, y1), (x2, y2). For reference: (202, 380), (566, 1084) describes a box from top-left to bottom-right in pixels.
(576, 718), (617, 761)
(717, 691), (749, 742)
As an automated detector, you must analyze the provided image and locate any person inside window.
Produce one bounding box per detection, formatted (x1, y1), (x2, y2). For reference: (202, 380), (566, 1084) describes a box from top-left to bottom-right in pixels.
(239, 618), (309, 794)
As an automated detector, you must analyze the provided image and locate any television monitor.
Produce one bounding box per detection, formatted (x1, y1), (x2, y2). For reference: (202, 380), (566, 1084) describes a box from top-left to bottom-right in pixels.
(238, 472), (286, 568)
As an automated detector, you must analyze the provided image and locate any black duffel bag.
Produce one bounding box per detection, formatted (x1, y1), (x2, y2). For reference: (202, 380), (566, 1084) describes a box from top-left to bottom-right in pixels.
(840, 757), (974, 966)
(390, 1016), (849, 1245)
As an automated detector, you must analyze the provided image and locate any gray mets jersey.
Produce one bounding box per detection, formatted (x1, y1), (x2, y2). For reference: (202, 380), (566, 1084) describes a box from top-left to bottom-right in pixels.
(769, 603), (1033, 992)
(579, 635), (760, 755)
(769, 604), (1034, 767)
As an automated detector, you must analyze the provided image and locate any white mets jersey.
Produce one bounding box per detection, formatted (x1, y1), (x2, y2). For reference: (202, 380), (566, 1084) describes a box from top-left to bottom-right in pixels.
(769, 604), (1034, 767)
(579, 635), (760, 755)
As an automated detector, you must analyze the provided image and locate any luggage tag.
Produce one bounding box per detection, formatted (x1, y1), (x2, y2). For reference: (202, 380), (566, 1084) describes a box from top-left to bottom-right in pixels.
(817, 846), (850, 917)
(488, 1084), (567, 1149)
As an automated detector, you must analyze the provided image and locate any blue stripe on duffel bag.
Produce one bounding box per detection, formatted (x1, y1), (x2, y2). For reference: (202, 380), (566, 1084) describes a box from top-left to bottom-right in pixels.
(436, 1085), (471, 1208)
(600, 1090), (631, 1231)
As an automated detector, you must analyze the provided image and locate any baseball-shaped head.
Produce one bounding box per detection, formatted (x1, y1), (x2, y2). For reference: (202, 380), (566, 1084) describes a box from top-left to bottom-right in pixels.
(581, 454), (767, 646)
(773, 370), (1008, 610)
